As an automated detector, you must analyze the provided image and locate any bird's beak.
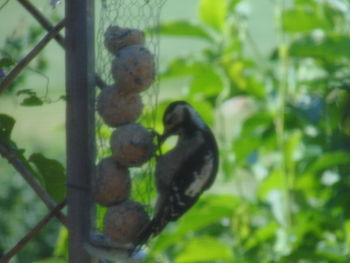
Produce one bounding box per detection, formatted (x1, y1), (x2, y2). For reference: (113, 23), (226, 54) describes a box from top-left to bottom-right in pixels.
(158, 129), (171, 144)
(153, 129), (171, 157)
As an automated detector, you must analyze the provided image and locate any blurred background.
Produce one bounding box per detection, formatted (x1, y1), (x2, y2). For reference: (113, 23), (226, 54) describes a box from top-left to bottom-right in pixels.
(1, 0), (350, 262)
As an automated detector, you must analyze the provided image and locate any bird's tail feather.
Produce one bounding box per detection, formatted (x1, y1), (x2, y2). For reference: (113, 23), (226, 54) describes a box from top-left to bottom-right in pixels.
(133, 214), (169, 250)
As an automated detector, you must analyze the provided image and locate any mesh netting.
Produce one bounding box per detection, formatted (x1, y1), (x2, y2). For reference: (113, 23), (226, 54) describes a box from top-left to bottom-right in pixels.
(95, 0), (166, 216)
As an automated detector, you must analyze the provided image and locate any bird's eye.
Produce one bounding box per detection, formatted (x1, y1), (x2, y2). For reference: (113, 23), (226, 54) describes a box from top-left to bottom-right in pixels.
(165, 114), (175, 126)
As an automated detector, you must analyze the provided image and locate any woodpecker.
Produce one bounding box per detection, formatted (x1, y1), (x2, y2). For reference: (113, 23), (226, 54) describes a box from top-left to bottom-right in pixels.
(134, 101), (219, 248)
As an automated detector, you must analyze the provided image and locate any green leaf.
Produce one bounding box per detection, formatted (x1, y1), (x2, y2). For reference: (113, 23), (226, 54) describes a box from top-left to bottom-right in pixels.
(186, 99), (214, 126)
(160, 58), (197, 80)
(283, 9), (330, 33)
(0, 114), (15, 142)
(36, 258), (66, 263)
(306, 151), (350, 174)
(160, 59), (224, 101)
(225, 60), (266, 98)
(17, 89), (44, 106)
(176, 195), (236, 234)
(59, 95), (67, 101)
(258, 170), (284, 198)
(152, 195), (237, 253)
(29, 153), (66, 202)
(158, 20), (213, 42)
(242, 111), (273, 134)
(290, 35), (350, 62)
(54, 227), (68, 258)
(17, 89), (35, 96)
(244, 221), (278, 250)
(189, 64), (224, 98)
(199, 0), (228, 31)
(228, 0), (242, 12)
(96, 205), (107, 231)
(233, 136), (261, 163)
(0, 57), (14, 67)
(345, 220), (350, 247)
(316, 243), (348, 262)
(284, 131), (302, 172)
(342, 116), (350, 136)
(21, 95), (44, 106)
(175, 236), (234, 263)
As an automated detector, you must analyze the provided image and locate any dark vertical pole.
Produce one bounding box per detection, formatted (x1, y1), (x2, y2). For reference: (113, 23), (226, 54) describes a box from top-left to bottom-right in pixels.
(65, 0), (95, 262)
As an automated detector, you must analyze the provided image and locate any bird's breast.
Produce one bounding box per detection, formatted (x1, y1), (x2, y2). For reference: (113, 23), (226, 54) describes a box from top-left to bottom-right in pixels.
(155, 133), (204, 193)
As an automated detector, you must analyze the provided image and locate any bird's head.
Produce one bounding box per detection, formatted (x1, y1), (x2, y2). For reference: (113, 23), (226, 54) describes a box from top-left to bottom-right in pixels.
(160, 101), (206, 142)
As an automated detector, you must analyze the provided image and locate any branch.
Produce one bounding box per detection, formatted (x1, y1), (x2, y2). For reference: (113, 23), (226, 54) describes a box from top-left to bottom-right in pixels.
(18, 0), (107, 90)
(17, 0), (65, 48)
(0, 19), (65, 94)
(0, 140), (68, 226)
(0, 200), (67, 263)
(0, 0), (10, 10)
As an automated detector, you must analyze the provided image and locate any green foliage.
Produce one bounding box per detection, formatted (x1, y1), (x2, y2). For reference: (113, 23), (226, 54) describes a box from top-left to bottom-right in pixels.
(199, 0), (228, 31)
(0, 15), (64, 261)
(0, 112), (66, 260)
(0, 23), (49, 91)
(290, 35), (350, 62)
(29, 153), (66, 202)
(0, 113), (15, 142)
(157, 21), (213, 41)
(0, 57), (14, 67)
(145, 0), (350, 262)
(175, 236), (234, 263)
(283, 9), (331, 33)
(17, 89), (44, 106)
(2, 0), (350, 262)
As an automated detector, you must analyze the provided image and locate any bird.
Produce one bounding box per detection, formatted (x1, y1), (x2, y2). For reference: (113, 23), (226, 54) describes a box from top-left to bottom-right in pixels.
(133, 100), (219, 248)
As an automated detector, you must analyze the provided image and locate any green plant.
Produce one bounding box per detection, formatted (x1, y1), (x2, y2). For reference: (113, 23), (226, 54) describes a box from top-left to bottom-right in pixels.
(2, 0), (350, 262)
(143, 0), (350, 262)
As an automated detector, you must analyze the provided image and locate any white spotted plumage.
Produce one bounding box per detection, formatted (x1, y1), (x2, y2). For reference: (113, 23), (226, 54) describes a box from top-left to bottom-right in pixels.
(134, 101), (219, 249)
(185, 153), (214, 197)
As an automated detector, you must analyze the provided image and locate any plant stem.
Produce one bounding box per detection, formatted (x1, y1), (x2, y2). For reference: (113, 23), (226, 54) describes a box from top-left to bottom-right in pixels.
(275, 0), (292, 229)
(0, 200), (67, 263)
(0, 140), (68, 226)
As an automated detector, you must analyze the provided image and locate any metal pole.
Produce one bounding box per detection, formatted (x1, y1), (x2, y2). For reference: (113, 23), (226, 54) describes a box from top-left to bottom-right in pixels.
(65, 0), (95, 262)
